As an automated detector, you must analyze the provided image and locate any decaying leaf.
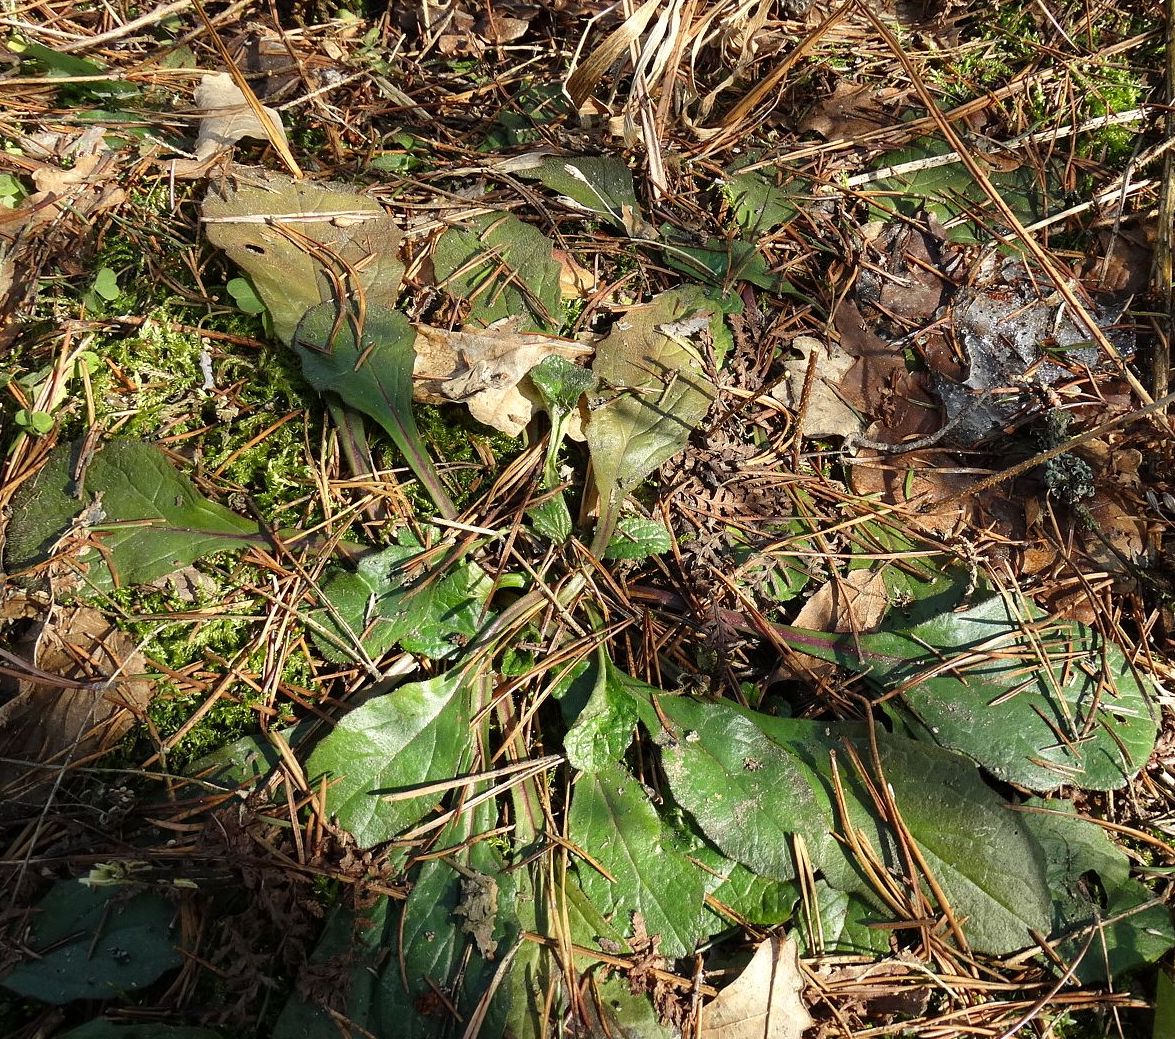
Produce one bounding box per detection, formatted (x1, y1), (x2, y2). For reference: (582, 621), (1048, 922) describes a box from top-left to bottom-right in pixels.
(414, 319), (592, 435)
(0, 600), (152, 814)
(192, 72), (289, 164)
(699, 935), (812, 1039)
(203, 168), (405, 345)
(586, 286), (730, 548)
(777, 335), (863, 440)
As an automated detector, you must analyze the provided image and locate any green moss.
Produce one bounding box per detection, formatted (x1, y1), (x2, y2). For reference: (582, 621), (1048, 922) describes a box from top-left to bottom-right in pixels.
(407, 403), (523, 512)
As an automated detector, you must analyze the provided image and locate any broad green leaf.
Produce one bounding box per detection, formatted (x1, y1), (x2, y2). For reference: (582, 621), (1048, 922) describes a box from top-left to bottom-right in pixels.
(311, 539), (493, 663)
(294, 300), (456, 518)
(4, 439), (261, 592)
(13, 41), (139, 98)
(564, 653), (640, 772)
(512, 155), (642, 231)
(272, 899), (392, 1039)
(226, 276), (266, 315)
(796, 881), (892, 957)
(779, 590), (1158, 791)
(662, 235), (788, 293)
(1, 880), (182, 1004)
(1156, 969), (1175, 1039)
(307, 668), (477, 847)
(579, 971), (676, 1038)
(528, 493), (573, 542)
(379, 803), (519, 1038)
(203, 170), (405, 345)
(529, 353), (597, 415)
(722, 171), (801, 233)
(1020, 799), (1175, 982)
(698, 851), (798, 931)
(604, 515), (672, 560)
(432, 212), (562, 330)
(649, 694), (1053, 955)
(586, 287), (729, 548)
(568, 762), (707, 958)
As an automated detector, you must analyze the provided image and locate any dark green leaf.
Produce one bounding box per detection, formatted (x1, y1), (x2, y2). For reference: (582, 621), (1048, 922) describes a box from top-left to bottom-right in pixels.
(568, 762), (707, 958)
(3, 439), (260, 592)
(648, 694), (1053, 955)
(780, 591), (1158, 791)
(663, 236), (788, 292)
(512, 155), (641, 231)
(1020, 799), (1175, 982)
(58, 1025), (223, 1038)
(529, 354), (597, 415)
(797, 881), (892, 957)
(1, 881), (182, 1004)
(564, 653), (639, 772)
(722, 171), (801, 233)
(307, 668), (476, 847)
(294, 300), (456, 518)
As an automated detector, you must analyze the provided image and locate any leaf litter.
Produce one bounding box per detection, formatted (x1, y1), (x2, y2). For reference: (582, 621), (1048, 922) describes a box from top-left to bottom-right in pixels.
(1, 3), (1173, 1037)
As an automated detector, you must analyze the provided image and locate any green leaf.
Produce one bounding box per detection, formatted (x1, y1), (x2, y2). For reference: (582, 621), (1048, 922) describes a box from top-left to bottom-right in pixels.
(528, 493), (573, 542)
(579, 971), (676, 1038)
(797, 881), (892, 957)
(273, 899), (392, 1039)
(563, 653), (639, 772)
(307, 668), (476, 847)
(779, 590), (1158, 791)
(512, 155), (642, 231)
(529, 353), (597, 415)
(3, 439), (260, 592)
(203, 170), (406, 346)
(722, 171), (801, 233)
(586, 287), (729, 549)
(698, 851), (798, 930)
(663, 236), (788, 292)
(649, 694), (1053, 955)
(1, 880), (182, 1004)
(431, 212), (562, 330)
(604, 515), (671, 560)
(92, 267), (120, 301)
(225, 276), (266, 315)
(568, 762), (707, 958)
(13, 41), (138, 98)
(1156, 969), (1175, 1039)
(311, 538), (493, 663)
(293, 300), (456, 519)
(1020, 799), (1175, 982)
(14, 408), (54, 435)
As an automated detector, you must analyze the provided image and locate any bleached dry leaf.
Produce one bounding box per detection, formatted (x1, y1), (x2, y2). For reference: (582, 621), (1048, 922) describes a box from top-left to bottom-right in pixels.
(413, 319), (593, 435)
(0, 602), (153, 814)
(193, 72), (289, 163)
(776, 335), (863, 440)
(5, 138), (125, 235)
(700, 935), (813, 1039)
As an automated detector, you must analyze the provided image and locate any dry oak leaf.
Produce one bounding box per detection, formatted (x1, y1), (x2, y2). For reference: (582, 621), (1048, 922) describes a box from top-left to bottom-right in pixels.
(0, 603), (152, 813)
(700, 935), (813, 1039)
(413, 319), (594, 436)
(192, 72), (289, 163)
(776, 335), (863, 440)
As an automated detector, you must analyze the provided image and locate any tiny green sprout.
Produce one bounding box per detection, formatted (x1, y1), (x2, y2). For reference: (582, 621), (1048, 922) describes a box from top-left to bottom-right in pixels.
(14, 409), (54, 435)
(91, 267), (120, 301)
(226, 277), (266, 316)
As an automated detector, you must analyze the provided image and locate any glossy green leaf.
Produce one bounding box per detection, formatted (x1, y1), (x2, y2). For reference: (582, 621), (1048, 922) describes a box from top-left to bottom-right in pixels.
(586, 287), (729, 549)
(311, 537), (493, 663)
(294, 300), (456, 518)
(307, 668), (476, 847)
(649, 693), (1053, 954)
(579, 971), (676, 1038)
(563, 653), (640, 772)
(663, 235), (787, 292)
(1, 880), (182, 1004)
(203, 170), (406, 345)
(779, 590), (1158, 791)
(432, 212), (562, 330)
(699, 852), (798, 931)
(568, 762), (707, 958)
(4, 439), (260, 592)
(796, 881), (892, 957)
(604, 515), (671, 560)
(1021, 799), (1175, 982)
